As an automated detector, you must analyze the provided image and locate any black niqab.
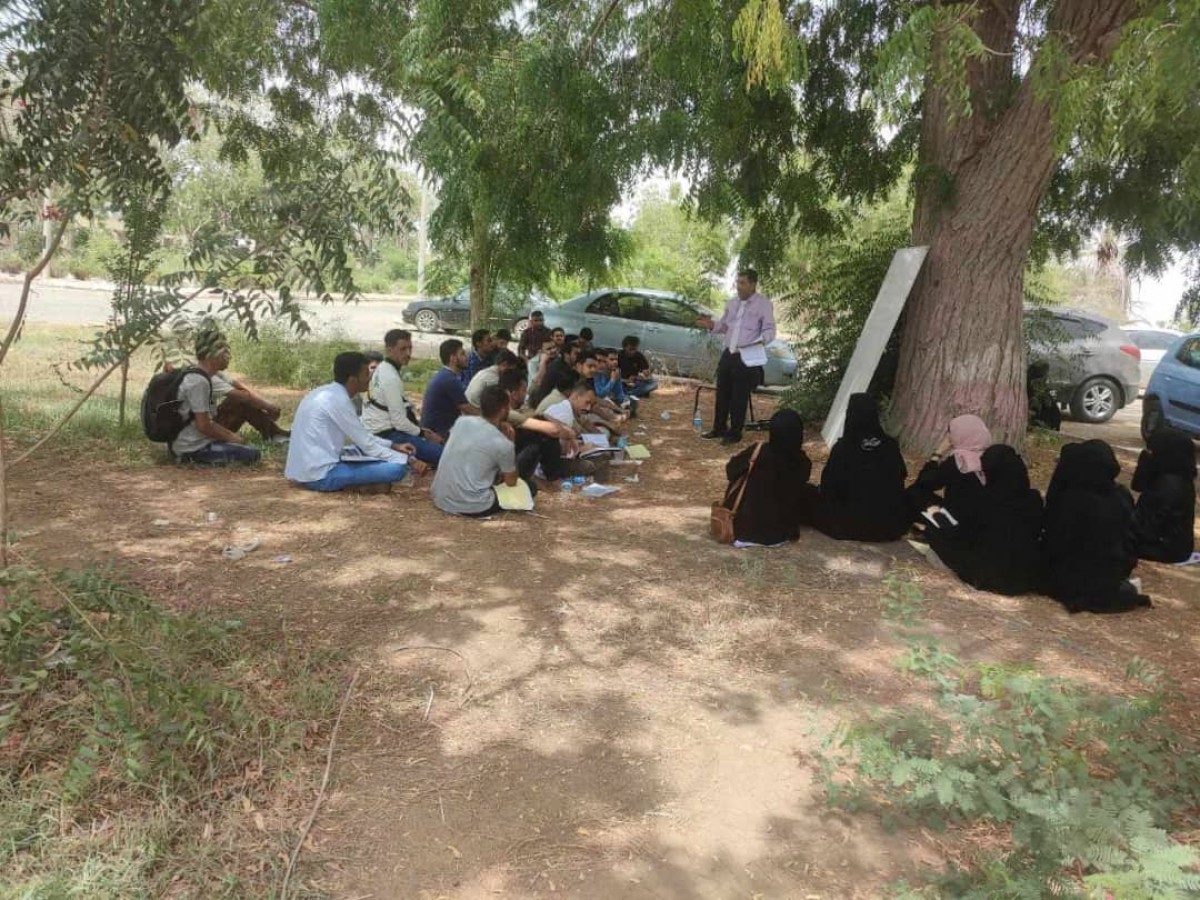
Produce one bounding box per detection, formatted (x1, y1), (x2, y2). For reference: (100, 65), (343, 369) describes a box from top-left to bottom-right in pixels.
(813, 394), (909, 542)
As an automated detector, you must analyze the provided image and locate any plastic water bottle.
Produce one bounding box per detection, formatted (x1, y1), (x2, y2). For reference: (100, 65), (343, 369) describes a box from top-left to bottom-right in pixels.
(692, 411), (703, 433)
(560, 480), (573, 493)
(616, 436), (628, 450)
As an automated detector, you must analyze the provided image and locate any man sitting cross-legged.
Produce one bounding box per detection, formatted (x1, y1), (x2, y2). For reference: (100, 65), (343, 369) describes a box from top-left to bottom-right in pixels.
(542, 381), (610, 480)
(421, 338), (480, 440)
(432, 384), (524, 518)
(498, 368), (574, 484)
(170, 328), (262, 466)
(593, 347), (637, 419)
(285, 351), (426, 493)
(618, 334), (658, 397)
(361, 328), (444, 466)
(465, 348), (522, 407)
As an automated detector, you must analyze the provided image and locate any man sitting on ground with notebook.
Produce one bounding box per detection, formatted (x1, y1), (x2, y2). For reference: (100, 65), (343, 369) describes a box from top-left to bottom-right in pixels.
(500, 369), (574, 484)
(361, 329), (444, 466)
(542, 381), (611, 480)
(432, 384), (522, 517)
(285, 352), (426, 493)
(422, 339), (479, 440)
(618, 335), (658, 397)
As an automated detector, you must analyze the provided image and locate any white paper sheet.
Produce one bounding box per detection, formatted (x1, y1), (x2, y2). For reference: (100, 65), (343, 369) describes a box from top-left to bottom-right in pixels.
(738, 342), (768, 368)
(821, 247), (928, 448)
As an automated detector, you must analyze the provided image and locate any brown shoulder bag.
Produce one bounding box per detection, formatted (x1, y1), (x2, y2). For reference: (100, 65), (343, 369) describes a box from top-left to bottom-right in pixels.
(709, 442), (763, 544)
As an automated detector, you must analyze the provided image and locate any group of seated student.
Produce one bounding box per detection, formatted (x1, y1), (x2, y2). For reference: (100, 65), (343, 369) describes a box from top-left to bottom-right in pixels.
(722, 393), (1198, 613)
(168, 326), (289, 466)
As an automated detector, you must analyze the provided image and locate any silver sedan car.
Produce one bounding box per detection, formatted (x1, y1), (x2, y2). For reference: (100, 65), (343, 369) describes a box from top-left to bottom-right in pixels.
(541, 288), (798, 386)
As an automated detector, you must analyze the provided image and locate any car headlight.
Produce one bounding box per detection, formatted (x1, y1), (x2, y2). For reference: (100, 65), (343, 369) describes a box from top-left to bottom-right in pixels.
(767, 343), (794, 359)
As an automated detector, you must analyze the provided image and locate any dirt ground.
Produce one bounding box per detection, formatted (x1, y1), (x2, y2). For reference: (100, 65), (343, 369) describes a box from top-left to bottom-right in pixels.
(9, 384), (1200, 899)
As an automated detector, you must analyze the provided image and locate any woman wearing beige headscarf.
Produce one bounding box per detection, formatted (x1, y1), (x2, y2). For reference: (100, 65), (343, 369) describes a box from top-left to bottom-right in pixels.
(905, 414), (993, 525)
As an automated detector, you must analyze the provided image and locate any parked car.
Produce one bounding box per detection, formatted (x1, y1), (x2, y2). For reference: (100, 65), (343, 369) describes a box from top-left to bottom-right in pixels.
(1025, 307), (1140, 424)
(1123, 325), (1183, 391)
(1141, 333), (1200, 439)
(541, 288), (798, 386)
(402, 286), (554, 334)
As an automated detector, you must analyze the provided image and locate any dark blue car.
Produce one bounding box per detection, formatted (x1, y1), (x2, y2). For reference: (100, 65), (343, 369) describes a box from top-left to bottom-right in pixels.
(1142, 332), (1200, 439)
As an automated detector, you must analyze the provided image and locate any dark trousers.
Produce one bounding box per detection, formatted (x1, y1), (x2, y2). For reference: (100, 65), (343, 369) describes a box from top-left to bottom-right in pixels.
(712, 350), (760, 438)
(515, 430), (564, 481)
(215, 394), (285, 440)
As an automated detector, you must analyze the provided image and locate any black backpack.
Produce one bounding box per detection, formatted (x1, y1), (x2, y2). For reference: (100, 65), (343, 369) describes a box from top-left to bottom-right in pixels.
(141, 366), (211, 443)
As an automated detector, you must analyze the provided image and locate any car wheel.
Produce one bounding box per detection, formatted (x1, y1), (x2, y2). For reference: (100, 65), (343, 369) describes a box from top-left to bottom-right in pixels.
(414, 309), (441, 333)
(512, 317), (530, 339)
(1141, 395), (1165, 441)
(1070, 376), (1121, 424)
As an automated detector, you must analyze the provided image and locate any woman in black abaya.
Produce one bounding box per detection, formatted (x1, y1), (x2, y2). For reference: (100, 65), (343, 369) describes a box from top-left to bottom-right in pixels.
(1132, 427), (1197, 564)
(723, 409), (816, 546)
(1042, 439), (1149, 613)
(813, 393), (909, 542)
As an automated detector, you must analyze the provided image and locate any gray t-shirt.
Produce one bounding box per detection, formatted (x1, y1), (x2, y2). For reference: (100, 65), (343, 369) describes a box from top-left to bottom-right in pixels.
(430, 416), (516, 515)
(170, 372), (216, 455)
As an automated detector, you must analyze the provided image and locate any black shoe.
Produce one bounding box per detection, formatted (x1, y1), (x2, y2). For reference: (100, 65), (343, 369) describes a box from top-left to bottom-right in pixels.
(701, 430), (725, 440)
(721, 434), (743, 446)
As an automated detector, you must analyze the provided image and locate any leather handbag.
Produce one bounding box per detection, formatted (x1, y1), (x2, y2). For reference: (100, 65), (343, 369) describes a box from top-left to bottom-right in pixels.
(709, 442), (763, 544)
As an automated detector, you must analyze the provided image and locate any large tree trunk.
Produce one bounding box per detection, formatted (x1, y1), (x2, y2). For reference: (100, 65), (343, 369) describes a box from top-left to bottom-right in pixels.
(889, 0), (1139, 453)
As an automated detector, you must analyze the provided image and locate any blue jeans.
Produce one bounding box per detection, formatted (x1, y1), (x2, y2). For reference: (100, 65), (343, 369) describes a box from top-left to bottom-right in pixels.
(628, 378), (658, 397)
(375, 430), (444, 466)
(301, 461), (409, 492)
(177, 441), (261, 465)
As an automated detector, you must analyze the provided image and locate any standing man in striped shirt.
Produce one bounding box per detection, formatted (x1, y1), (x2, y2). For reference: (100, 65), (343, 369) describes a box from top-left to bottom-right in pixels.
(697, 269), (776, 446)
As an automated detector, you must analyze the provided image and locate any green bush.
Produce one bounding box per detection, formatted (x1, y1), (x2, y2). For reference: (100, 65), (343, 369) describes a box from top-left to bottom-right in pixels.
(226, 321), (361, 389)
(820, 594), (1200, 898)
(781, 210), (911, 421)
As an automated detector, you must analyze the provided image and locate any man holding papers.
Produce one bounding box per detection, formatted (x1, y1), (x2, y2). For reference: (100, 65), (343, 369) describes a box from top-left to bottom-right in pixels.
(697, 269), (776, 446)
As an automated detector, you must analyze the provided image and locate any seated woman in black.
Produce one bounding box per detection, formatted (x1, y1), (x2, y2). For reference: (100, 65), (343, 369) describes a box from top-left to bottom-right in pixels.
(813, 393), (908, 542)
(1132, 427), (1197, 563)
(906, 414), (991, 525)
(1042, 439), (1149, 613)
(723, 409), (815, 546)
(926, 445), (1044, 595)
(1027, 361), (1062, 431)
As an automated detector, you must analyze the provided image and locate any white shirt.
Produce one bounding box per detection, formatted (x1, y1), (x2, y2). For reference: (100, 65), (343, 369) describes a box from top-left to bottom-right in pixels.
(285, 382), (408, 483)
(465, 365), (502, 407)
(361, 360), (419, 437)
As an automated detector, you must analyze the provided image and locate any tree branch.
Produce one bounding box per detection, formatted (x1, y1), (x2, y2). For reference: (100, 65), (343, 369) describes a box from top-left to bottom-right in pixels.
(0, 215), (68, 368)
(581, 0), (624, 64)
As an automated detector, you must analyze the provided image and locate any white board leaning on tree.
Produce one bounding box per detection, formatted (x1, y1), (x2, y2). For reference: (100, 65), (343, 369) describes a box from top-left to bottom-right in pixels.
(820, 246), (929, 448)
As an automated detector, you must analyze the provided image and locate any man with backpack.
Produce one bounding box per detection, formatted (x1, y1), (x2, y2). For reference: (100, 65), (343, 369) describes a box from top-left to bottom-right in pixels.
(360, 329), (443, 465)
(164, 329), (262, 465)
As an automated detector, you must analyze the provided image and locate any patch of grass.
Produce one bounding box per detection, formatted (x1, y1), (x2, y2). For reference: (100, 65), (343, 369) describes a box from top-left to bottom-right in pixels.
(820, 577), (1200, 899)
(0, 565), (342, 899)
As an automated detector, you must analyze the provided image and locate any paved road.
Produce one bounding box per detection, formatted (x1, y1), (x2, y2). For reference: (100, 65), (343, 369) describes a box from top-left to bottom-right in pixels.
(1063, 398), (1144, 454)
(0, 278), (448, 358)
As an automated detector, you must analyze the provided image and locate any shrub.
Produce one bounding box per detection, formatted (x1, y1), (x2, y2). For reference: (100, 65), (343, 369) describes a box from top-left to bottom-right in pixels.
(781, 210), (911, 421)
(226, 321), (361, 389)
(820, 615), (1200, 898)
